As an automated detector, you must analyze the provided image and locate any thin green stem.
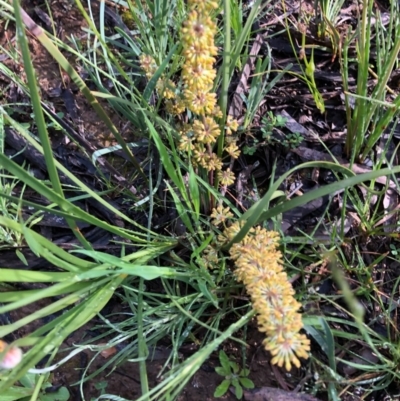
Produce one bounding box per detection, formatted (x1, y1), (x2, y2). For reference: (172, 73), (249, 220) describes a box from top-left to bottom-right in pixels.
(217, 0), (231, 161)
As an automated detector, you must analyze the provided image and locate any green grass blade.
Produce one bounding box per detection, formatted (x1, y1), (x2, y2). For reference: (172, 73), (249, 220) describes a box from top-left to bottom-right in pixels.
(228, 163), (400, 247)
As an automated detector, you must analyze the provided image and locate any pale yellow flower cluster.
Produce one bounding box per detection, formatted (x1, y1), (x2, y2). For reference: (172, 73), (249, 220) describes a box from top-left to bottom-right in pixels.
(178, 0), (242, 180)
(221, 221), (310, 371)
(139, 0), (241, 186)
(181, 1), (218, 115)
(139, 54), (182, 106)
(178, 0), (221, 172)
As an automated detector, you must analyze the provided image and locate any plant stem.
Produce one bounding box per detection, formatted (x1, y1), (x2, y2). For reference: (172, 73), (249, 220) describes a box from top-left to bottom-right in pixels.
(217, 0), (231, 162)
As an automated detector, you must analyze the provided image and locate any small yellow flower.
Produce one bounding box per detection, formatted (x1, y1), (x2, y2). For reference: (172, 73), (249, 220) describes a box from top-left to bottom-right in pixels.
(183, 44), (217, 65)
(225, 116), (239, 135)
(264, 333), (310, 371)
(192, 117), (220, 144)
(224, 143), (241, 159)
(193, 145), (208, 166)
(178, 135), (194, 152)
(226, 116), (239, 132)
(156, 78), (176, 99)
(217, 168), (235, 187)
(251, 277), (296, 307)
(202, 245), (219, 268)
(182, 63), (216, 92)
(204, 153), (222, 171)
(139, 54), (157, 78)
(212, 105), (223, 118)
(181, 11), (216, 46)
(165, 98), (186, 115)
(184, 89), (217, 115)
(210, 205), (234, 225)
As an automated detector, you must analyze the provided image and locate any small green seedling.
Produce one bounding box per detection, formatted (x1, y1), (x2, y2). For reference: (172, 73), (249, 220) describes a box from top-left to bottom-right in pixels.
(244, 112), (303, 154)
(91, 380), (109, 400)
(260, 111), (287, 141)
(282, 132), (304, 149)
(214, 350), (254, 399)
(390, 243), (400, 256)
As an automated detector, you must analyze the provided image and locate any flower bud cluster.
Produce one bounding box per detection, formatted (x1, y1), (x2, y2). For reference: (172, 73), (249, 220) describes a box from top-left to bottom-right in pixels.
(139, 1), (241, 187)
(220, 220), (310, 371)
(178, 0), (223, 172)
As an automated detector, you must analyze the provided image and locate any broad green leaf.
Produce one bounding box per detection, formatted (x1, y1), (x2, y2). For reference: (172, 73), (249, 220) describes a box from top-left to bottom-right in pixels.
(16, 372), (35, 389)
(71, 250), (182, 280)
(230, 163), (400, 247)
(215, 366), (229, 376)
(15, 250), (28, 266)
(219, 350), (231, 372)
(0, 269), (73, 283)
(214, 379), (230, 398)
(232, 379), (243, 399)
(239, 377), (254, 389)
(40, 386), (69, 401)
(230, 360), (239, 374)
(0, 386), (32, 401)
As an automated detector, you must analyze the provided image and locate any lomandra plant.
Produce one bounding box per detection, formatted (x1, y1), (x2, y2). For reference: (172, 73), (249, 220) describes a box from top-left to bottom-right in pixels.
(4, 0), (400, 399)
(140, 0), (310, 370)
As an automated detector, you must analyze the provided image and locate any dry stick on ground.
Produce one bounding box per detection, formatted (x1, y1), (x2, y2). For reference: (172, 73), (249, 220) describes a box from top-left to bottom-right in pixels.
(228, 32), (264, 123)
(243, 386), (322, 401)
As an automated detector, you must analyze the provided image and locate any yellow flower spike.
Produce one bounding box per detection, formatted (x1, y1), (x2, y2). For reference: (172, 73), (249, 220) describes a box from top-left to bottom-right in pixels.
(223, 224), (310, 371)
